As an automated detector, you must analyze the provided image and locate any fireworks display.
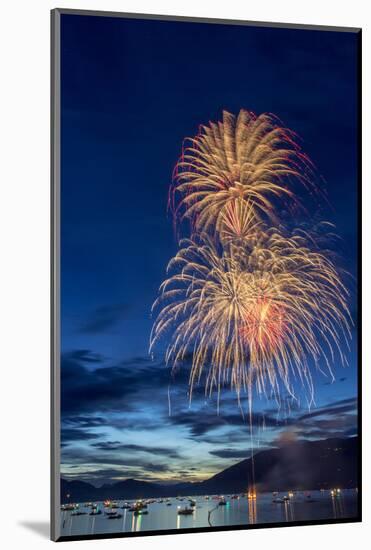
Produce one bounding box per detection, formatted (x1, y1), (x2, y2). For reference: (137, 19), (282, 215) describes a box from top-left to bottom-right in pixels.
(151, 109), (351, 409)
(170, 110), (316, 235)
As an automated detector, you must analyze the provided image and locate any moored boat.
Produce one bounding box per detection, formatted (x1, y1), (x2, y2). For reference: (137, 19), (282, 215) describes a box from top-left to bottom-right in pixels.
(178, 507), (194, 515)
(89, 509), (102, 516)
(107, 512), (123, 519)
(134, 509), (148, 516)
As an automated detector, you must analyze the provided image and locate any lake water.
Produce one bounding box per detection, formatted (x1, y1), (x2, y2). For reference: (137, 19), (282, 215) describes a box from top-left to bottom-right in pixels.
(60, 490), (358, 537)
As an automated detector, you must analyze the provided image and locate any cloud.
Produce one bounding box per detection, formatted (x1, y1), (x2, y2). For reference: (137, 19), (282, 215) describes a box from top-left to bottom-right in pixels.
(209, 448), (252, 459)
(61, 446), (168, 473)
(61, 428), (100, 443)
(91, 441), (183, 459)
(170, 408), (289, 440)
(298, 398), (357, 421)
(61, 468), (149, 485)
(62, 362), (130, 414)
(169, 410), (246, 438)
(79, 303), (131, 333)
(61, 351), (171, 415)
(65, 349), (105, 363)
(63, 415), (108, 428)
(268, 398), (358, 444)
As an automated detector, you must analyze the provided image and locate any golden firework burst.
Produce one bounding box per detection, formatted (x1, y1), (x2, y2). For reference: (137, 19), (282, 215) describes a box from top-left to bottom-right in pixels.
(170, 110), (316, 235)
(150, 229), (351, 406)
(152, 109), (351, 414)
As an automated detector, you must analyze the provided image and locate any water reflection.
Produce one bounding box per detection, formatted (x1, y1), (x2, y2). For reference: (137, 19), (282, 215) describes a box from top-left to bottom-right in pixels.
(331, 493), (345, 519)
(248, 497), (257, 524)
(60, 490), (358, 537)
(130, 512), (142, 532)
(284, 500), (295, 522)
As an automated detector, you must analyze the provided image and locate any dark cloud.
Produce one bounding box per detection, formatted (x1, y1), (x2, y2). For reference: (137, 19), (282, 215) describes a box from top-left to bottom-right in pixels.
(62, 362), (130, 414)
(308, 415), (357, 431)
(63, 416), (108, 428)
(107, 416), (168, 432)
(91, 441), (183, 459)
(201, 430), (251, 445)
(61, 446), (168, 474)
(170, 408), (288, 439)
(298, 429), (352, 439)
(170, 411), (225, 437)
(202, 397), (358, 450)
(61, 468), (149, 485)
(209, 448), (252, 459)
(298, 398), (357, 421)
(79, 303), (131, 333)
(61, 351), (172, 415)
(61, 428), (100, 443)
(64, 349), (105, 363)
(266, 400), (358, 445)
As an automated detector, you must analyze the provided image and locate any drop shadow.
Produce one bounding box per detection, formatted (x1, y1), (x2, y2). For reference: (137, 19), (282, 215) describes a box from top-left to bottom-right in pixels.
(18, 521), (49, 539)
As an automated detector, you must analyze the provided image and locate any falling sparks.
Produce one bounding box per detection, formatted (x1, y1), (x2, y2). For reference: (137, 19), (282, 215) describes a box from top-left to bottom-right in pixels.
(150, 228), (351, 408)
(151, 109), (351, 412)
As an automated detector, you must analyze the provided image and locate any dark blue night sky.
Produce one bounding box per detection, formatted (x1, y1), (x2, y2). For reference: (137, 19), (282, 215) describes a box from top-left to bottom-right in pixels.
(60, 14), (359, 486)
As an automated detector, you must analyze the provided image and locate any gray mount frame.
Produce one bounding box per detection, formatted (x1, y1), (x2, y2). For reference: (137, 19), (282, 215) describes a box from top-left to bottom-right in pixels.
(51, 8), (361, 542)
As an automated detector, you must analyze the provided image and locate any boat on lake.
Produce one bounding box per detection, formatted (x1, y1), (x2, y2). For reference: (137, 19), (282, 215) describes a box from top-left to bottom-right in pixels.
(106, 509), (120, 517)
(107, 513), (123, 520)
(178, 507), (194, 515)
(61, 503), (77, 511)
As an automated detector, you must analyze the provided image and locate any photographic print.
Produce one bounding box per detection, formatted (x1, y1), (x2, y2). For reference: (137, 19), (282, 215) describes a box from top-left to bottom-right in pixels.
(51, 9), (361, 541)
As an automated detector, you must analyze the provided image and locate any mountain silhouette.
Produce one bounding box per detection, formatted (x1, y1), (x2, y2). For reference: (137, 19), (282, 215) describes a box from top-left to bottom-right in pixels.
(61, 437), (358, 503)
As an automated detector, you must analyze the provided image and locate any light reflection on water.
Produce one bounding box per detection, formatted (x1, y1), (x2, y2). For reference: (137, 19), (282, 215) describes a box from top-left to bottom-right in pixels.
(248, 497), (258, 524)
(60, 490), (358, 537)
